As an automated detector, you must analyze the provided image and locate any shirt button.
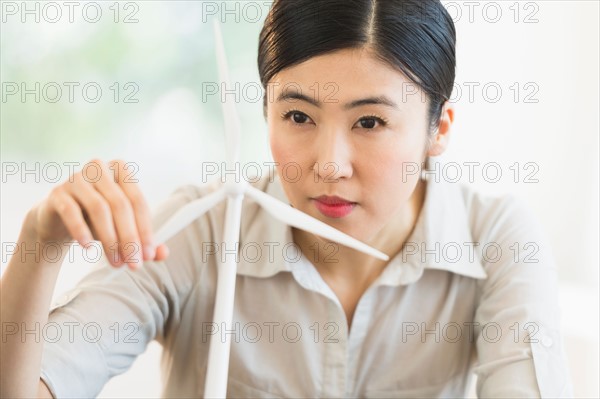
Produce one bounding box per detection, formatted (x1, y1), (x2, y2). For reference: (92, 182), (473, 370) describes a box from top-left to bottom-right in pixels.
(541, 335), (553, 348)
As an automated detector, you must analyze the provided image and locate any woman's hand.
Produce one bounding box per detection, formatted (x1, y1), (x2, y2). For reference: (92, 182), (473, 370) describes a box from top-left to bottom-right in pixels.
(26, 159), (169, 270)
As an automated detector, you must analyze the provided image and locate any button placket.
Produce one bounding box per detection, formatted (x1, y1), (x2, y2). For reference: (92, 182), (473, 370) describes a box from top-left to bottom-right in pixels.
(288, 253), (349, 397)
(346, 290), (375, 397)
(323, 299), (347, 398)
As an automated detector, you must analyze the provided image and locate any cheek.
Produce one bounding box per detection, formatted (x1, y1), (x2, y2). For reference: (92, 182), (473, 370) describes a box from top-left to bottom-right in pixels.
(269, 134), (295, 174)
(269, 119), (291, 160)
(269, 126), (312, 173)
(366, 142), (425, 203)
(269, 130), (306, 198)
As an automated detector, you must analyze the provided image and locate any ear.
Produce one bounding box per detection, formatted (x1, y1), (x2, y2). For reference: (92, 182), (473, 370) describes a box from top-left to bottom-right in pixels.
(427, 101), (454, 157)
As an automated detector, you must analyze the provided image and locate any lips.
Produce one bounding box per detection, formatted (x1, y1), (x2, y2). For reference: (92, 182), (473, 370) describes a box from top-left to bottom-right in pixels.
(312, 195), (357, 218)
(314, 195), (355, 205)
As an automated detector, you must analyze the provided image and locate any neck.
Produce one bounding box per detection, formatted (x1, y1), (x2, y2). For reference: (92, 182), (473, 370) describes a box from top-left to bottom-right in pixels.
(293, 178), (427, 286)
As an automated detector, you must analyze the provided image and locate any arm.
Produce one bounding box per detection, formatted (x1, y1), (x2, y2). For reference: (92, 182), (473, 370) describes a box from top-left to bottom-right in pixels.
(472, 197), (573, 398)
(0, 159), (167, 397)
(38, 378), (54, 399)
(0, 214), (66, 398)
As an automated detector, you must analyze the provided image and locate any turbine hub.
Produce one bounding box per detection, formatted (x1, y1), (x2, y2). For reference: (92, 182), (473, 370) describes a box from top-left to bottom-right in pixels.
(224, 176), (248, 196)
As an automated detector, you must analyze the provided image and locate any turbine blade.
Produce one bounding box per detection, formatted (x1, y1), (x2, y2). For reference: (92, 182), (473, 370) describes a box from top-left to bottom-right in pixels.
(154, 186), (227, 244)
(245, 185), (389, 261)
(213, 19), (241, 167)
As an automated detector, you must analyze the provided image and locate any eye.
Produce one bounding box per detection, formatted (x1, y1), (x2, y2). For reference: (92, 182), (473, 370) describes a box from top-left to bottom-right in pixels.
(355, 115), (388, 130)
(281, 110), (313, 125)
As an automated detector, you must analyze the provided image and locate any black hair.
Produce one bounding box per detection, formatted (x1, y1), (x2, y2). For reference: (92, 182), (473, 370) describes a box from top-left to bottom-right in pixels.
(258, 0), (456, 135)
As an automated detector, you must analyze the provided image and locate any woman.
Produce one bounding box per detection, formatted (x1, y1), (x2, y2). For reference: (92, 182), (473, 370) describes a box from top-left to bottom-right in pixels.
(0, 0), (573, 397)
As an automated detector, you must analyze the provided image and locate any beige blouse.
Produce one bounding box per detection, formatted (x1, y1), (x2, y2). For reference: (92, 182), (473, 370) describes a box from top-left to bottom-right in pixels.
(40, 169), (573, 398)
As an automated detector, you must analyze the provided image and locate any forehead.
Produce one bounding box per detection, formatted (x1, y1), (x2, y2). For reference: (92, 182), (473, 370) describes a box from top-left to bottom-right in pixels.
(266, 48), (427, 109)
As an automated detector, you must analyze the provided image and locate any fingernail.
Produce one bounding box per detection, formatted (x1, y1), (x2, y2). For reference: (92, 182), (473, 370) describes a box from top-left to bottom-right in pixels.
(113, 253), (122, 266)
(143, 245), (155, 260)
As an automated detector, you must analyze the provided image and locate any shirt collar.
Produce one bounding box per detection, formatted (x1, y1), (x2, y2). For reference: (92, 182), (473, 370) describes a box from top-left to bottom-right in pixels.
(235, 170), (487, 285)
(376, 173), (488, 286)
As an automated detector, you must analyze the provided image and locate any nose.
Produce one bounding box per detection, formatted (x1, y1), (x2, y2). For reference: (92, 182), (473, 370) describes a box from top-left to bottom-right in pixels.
(313, 126), (353, 182)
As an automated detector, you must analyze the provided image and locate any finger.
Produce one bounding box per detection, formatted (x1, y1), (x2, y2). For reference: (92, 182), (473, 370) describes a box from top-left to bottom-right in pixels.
(94, 161), (143, 269)
(154, 244), (170, 261)
(108, 160), (156, 261)
(50, 188), (94, 248)
(67, 172), (122, 267)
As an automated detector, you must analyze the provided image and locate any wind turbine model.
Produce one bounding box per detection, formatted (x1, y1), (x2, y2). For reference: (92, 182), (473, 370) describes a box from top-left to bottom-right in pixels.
(98, 19), (390, 398)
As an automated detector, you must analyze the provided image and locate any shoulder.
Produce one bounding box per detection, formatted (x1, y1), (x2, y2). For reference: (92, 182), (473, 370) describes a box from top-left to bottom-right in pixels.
(445, 182), (558, 287)
(453, 182), (546, 247)
(438, 180), (555, 271)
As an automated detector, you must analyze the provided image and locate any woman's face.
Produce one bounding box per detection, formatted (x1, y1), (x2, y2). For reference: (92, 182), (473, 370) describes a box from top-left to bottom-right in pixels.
(267, 47), (435, 244)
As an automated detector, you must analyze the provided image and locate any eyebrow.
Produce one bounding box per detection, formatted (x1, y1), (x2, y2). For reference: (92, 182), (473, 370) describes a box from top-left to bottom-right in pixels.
(276, 91), (398, 110)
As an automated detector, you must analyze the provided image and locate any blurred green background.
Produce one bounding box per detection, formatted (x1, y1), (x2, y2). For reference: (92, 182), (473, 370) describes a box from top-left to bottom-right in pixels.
(1, 1), (275, 244)
(1, 0), (271, 171)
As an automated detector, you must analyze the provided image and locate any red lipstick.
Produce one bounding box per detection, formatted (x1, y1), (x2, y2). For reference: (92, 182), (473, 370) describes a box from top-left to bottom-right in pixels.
(312, 195), (356, 218)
